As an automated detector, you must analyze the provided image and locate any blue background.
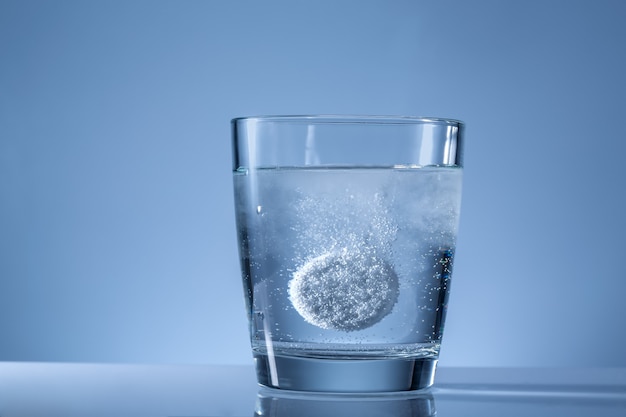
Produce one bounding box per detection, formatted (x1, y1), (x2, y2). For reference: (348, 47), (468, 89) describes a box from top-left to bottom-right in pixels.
(1, 0), (625, 367)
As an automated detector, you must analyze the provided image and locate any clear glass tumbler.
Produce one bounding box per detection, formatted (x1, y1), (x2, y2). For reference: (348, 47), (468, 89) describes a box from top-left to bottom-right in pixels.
(232, 115), (464, 392)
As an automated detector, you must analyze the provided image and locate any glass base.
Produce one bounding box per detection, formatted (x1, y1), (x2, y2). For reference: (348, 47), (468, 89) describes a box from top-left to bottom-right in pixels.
(254, 353), (437, 393)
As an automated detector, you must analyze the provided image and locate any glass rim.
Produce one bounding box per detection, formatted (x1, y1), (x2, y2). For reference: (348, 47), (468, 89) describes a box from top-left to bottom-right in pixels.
(231, 114), (464, 126)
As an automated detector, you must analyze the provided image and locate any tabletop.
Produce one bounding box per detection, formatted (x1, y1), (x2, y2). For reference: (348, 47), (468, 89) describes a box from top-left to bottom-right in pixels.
(0, 362), (624, 416)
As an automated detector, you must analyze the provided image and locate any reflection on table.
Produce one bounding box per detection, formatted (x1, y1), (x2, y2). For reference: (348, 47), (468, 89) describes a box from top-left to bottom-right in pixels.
(255, 388), (435, 417)
(0, 363), (624, 416)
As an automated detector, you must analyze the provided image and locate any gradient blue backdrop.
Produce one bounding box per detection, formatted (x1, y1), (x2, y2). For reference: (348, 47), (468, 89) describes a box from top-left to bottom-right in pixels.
(1, 0), (625, 367)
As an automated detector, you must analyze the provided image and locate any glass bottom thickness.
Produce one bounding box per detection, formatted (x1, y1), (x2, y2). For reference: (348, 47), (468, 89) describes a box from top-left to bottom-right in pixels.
(254, 353), (437, 393)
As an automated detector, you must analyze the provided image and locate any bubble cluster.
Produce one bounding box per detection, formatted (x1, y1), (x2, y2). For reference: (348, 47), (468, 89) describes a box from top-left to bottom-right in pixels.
(289, 248), (399, 331)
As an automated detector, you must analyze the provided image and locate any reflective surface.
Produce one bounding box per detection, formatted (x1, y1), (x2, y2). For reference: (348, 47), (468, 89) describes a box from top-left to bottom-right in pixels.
(255, 389), (436, 417)
(0, 363), (624, 416)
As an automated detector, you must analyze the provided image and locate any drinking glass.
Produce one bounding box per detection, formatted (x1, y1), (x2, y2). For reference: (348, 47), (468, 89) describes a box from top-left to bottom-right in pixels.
(232, 115), (464, 392)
